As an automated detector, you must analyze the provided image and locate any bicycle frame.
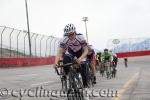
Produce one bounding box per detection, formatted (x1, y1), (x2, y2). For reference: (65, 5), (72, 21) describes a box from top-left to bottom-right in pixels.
(55, 60), (84, 100)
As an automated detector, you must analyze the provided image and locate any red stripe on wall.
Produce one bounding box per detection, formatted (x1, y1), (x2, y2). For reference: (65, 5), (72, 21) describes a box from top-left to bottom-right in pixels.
(1, 50), (150, 68)
(116, 50), (150, 58)
(0, 56), (55, 68)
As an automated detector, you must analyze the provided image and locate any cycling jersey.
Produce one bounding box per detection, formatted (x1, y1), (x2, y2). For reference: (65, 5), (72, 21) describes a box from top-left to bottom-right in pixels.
(87, 48), (95, 60)
(60, 33), (87, 54)
(113, 56), (118, 62)
(112, 54), (118, 62)
(101, 52), (112, 61)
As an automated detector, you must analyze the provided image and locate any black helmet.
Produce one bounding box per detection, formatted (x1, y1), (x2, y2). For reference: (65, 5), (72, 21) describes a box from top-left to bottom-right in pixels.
(104, 48), (108, 51)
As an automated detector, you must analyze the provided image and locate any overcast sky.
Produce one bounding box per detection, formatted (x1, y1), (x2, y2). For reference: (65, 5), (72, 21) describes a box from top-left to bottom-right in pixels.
(0, 0), (150, 50)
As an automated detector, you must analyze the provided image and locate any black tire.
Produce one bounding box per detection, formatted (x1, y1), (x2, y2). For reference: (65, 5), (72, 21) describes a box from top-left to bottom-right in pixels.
(86, 62), (93, 88)
(112, 67), (117, 78)
(100, 64), (105, 77)
(67, 69), (84, 100)
(67, 89), (83, 100)
(61, 75), (68, 91)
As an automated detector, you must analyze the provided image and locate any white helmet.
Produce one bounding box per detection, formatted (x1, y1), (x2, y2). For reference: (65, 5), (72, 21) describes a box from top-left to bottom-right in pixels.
(64, 24), (76, 36)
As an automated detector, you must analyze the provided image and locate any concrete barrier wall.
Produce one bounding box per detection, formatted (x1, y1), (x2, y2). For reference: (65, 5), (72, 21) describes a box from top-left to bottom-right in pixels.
(118, 55), (150, 64)
(0, 50), (150, 68)
(0, 56), (55, 68)
(116, 50), (150, 58)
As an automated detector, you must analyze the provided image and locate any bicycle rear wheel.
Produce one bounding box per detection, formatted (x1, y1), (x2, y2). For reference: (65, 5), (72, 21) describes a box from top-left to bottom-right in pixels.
(100, 63), (105, 77)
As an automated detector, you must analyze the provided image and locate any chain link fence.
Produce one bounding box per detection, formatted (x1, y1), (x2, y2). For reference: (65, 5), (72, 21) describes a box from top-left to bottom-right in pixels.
(107, 38), (150, 53)
(0, 26), (61, 57)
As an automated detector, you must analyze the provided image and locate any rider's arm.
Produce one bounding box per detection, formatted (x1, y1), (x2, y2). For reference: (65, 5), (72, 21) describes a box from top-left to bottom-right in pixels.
(77, 34), (88, 63)
(78, 46), (88, 61)
(55, 37), (67, 65)
(101, 53), (104, 62)
(110, 55), (113, 62)
(54, 48), (64, 65)
(109, 52), (113, 62)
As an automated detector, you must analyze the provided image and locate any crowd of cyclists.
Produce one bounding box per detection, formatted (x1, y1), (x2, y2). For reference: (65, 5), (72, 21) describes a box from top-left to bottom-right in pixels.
(54, 23), (119, 100)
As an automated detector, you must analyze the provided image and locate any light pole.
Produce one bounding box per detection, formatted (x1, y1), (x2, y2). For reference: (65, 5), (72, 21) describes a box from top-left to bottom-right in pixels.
(25, 0), (32, 56)
(82, 17), (88, 43)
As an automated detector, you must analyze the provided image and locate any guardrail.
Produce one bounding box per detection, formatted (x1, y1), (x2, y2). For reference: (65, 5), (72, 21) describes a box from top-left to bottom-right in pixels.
(0, 26), (61, 57)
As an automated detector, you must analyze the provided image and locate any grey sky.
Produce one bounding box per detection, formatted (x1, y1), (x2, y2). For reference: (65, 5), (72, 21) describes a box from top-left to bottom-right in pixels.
(0, 0), (150, 50)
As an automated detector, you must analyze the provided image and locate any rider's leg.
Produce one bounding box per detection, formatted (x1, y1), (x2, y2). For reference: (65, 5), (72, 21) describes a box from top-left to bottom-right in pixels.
(90, 61), (96, 84)
(79, 62), (88, 88)
(75, 49), (89, 88)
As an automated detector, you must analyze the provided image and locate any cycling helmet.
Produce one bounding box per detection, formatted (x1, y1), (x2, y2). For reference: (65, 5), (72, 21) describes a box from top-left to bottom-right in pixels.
(113, 53), (117, 57)
(64, 24), (76, 36)
(104, 48), (108, 51)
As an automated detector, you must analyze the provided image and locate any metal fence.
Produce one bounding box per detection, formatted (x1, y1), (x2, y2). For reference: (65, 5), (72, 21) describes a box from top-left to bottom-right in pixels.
(0, 26), (61, 57)
(107, 38), (150, 53)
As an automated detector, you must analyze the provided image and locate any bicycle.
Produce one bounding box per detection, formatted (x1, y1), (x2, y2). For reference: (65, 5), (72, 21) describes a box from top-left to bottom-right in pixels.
(111, 61), (117, 78)
(86, 60), (95, 88)
(99, 61), (105, 77)
(55, 60), (68, 91)
(55, 60), (84, 100)
(103, 60), (112, 79)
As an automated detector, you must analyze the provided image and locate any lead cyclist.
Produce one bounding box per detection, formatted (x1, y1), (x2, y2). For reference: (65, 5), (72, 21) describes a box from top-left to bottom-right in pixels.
(54, 23), (89, 88)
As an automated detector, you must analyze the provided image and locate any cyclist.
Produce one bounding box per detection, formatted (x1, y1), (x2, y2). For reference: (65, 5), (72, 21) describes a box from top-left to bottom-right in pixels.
(87, 45), (96, 84)
(96, 52), (101, 65)
(109, 50), (118, 67)
(101, 48), (113, 63)
(54, 23), (89, 88)
(124, 57), (128, 67)
(112, 53), (118, 68)
(101, 49), (113, 78)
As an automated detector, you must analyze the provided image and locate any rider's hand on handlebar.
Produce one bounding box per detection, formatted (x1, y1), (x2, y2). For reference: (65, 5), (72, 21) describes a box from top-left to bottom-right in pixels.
(53, 63), (58, 69)
(76, 57), (82, 64)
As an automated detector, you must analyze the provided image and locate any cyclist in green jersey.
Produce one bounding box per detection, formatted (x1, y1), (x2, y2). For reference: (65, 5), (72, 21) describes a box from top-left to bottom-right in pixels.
(101, 49), (112, 63)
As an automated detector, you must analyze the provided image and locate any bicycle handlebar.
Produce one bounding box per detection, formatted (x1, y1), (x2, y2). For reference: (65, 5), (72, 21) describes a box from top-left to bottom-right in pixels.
(54, 67), (60, 75)
(55, 61), (77, 75)
(58, 61), (77, 67)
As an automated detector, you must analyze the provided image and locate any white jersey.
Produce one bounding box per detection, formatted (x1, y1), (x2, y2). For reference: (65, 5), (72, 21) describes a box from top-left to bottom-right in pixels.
(59, 33), (87, 53)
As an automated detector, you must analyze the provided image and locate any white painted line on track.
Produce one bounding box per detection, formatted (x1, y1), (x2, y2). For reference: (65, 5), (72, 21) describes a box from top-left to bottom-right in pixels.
(31, 81), (52, 87)
(0, 74), (38, 80)
(17, 74), (38, 77)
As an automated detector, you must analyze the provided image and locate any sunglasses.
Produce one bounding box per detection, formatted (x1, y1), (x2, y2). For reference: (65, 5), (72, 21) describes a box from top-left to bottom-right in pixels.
(68, 32), (75, 37)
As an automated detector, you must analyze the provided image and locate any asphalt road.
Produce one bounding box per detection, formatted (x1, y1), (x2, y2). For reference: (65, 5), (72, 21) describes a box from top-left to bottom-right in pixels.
(0, 56), (150, 100)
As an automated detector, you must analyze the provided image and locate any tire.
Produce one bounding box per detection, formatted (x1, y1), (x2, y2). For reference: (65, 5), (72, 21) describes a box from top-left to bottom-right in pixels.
(100, 64), (105, 77)
(61, 75), (68, 91)
(67, 68), (84, 100)
(67, 89), (83, 100)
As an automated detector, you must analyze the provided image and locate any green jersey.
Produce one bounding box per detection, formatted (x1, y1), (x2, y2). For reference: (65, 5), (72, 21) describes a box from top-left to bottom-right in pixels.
(101, 52), (112, 60)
